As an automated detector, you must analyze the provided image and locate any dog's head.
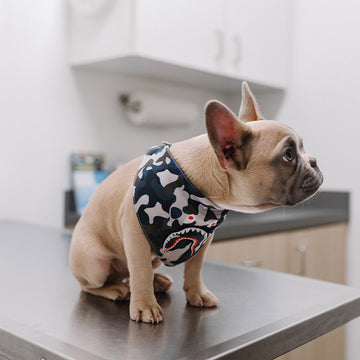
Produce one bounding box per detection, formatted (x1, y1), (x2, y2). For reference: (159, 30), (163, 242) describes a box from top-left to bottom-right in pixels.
(205, 82), (323, 213)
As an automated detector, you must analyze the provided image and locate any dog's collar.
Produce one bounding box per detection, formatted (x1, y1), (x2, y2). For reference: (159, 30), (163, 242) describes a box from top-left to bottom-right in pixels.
(133, 144), (228, 266)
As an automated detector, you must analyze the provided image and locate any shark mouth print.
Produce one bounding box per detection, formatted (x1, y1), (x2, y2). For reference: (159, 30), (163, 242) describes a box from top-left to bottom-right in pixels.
(160, 227), (209, 266)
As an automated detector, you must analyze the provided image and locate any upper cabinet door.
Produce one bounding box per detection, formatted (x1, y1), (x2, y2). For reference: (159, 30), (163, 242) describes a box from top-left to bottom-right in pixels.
(69, 0), (292, 90)
(134, 0), (226, 74)
(225, 0), (292, 88)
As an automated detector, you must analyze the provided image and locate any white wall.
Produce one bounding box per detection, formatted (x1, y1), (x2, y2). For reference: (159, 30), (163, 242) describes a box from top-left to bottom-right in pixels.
(0, 0), (226, 229)
(274, 1), (360, 358)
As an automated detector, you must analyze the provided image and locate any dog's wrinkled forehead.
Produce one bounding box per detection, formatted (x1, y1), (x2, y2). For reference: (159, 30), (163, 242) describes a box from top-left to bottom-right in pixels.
(248, 120), (303, 152)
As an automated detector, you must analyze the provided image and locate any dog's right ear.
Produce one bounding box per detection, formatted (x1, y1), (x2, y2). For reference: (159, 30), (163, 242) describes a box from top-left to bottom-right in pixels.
(239, 82), (264, 122)
(205, 100), (252, 171)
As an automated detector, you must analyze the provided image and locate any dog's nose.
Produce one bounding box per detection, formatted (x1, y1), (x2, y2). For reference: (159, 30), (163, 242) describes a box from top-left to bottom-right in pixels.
(309, 156), (317, 168)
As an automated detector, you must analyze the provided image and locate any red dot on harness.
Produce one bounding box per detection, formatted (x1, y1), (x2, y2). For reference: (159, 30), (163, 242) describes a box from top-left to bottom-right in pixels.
(211, 222), (216, 226)
(188, 215), (194, 220)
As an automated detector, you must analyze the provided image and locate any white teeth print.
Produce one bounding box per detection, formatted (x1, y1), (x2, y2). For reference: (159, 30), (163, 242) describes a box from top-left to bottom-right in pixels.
(160, 227), (209, 265)
(161, 227), (207, 250)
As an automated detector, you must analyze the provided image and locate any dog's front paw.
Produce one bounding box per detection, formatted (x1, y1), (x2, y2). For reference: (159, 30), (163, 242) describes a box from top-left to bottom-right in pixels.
(130, 297), (164, 324)
(185, 285), (220, 308)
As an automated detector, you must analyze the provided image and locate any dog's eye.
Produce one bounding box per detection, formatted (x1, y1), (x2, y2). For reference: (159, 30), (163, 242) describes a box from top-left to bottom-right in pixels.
(283, 148), (294, 162)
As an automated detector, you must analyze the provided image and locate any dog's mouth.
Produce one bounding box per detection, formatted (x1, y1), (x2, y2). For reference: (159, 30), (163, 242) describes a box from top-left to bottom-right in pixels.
(286, 168), (324, 206)
(301, 170), (324, 194)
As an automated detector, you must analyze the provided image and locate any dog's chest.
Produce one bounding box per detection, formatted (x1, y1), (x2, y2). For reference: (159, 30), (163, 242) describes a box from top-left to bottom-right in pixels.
(133, 145), (228, 266)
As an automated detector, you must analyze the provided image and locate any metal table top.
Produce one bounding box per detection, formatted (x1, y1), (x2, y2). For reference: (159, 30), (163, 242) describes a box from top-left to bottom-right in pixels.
(0, 220), (359, 360)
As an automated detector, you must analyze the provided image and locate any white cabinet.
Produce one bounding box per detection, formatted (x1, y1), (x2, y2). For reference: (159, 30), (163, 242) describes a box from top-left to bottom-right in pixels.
(69, 0), (292, 90)
(134, 0), (225, 74)
(206, 223), (348, 360)
(225, 0), (292, 87)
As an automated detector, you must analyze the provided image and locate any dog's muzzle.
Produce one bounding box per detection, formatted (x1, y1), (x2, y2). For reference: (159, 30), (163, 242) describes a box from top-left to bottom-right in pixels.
(287, 156), (323, 205)
(302, 156), (323, 195)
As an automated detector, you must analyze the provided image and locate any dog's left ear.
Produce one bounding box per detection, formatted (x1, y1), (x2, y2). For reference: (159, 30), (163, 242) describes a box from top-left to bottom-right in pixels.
(205, 100), (252, 170)
(238, 82), (264, 122)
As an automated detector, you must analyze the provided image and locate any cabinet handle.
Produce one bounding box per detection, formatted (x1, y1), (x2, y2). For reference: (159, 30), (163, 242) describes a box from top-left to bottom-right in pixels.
(214, 29), (225, 62)
(232, 35), (242, 65)
(240, 259), (264, 268)
(295, 239), (309, 276)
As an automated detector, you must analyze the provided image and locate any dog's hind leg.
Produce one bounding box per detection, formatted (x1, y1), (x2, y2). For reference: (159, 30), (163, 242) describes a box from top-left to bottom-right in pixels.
(83, 279), (130, 301)
(70, 234), (130, 301)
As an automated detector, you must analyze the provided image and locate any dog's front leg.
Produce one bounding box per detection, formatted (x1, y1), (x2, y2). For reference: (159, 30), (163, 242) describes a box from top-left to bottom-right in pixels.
(122, 205), (164, 324)
(183, 235), (219, 307)
(124, 230), (164, 323)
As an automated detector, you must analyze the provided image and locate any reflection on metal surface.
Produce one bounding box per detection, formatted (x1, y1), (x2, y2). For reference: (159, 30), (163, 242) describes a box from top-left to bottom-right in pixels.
(0, 221), (359, 360)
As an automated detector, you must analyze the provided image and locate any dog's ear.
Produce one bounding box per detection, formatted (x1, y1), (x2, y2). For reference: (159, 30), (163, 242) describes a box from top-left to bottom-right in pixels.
(238, 82), (264, 122)
(205, 100), (252, 170)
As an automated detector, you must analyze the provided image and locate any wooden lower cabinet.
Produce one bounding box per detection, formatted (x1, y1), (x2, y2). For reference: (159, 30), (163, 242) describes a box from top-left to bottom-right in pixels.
(207, 223), (348, 360)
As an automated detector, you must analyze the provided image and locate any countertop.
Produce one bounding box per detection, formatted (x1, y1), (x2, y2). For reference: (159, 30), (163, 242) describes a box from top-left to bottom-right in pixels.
(0, 220), (359, 360)
(214, 191), (349, 241)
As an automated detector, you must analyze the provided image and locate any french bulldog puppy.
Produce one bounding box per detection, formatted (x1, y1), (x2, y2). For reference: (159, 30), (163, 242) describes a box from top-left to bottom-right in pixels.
(70, 82), (323, 324)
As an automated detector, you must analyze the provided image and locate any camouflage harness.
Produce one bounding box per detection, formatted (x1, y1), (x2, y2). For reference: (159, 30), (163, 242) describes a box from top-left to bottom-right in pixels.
(133, 144), (228, 266)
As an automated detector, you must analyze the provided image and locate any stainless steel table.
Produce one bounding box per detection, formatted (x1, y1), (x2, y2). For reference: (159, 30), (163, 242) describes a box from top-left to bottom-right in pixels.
(0, 220), (359, 360)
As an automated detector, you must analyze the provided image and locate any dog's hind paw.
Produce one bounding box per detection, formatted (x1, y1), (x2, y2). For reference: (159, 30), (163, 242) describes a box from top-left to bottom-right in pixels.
(82, 282), (130, 301)
(153, 273), (173, 293)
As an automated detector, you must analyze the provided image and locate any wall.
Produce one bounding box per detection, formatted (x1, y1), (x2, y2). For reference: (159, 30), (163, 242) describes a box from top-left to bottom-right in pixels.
(0, 0), (226, 229)
(274, 1), (360, 359)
